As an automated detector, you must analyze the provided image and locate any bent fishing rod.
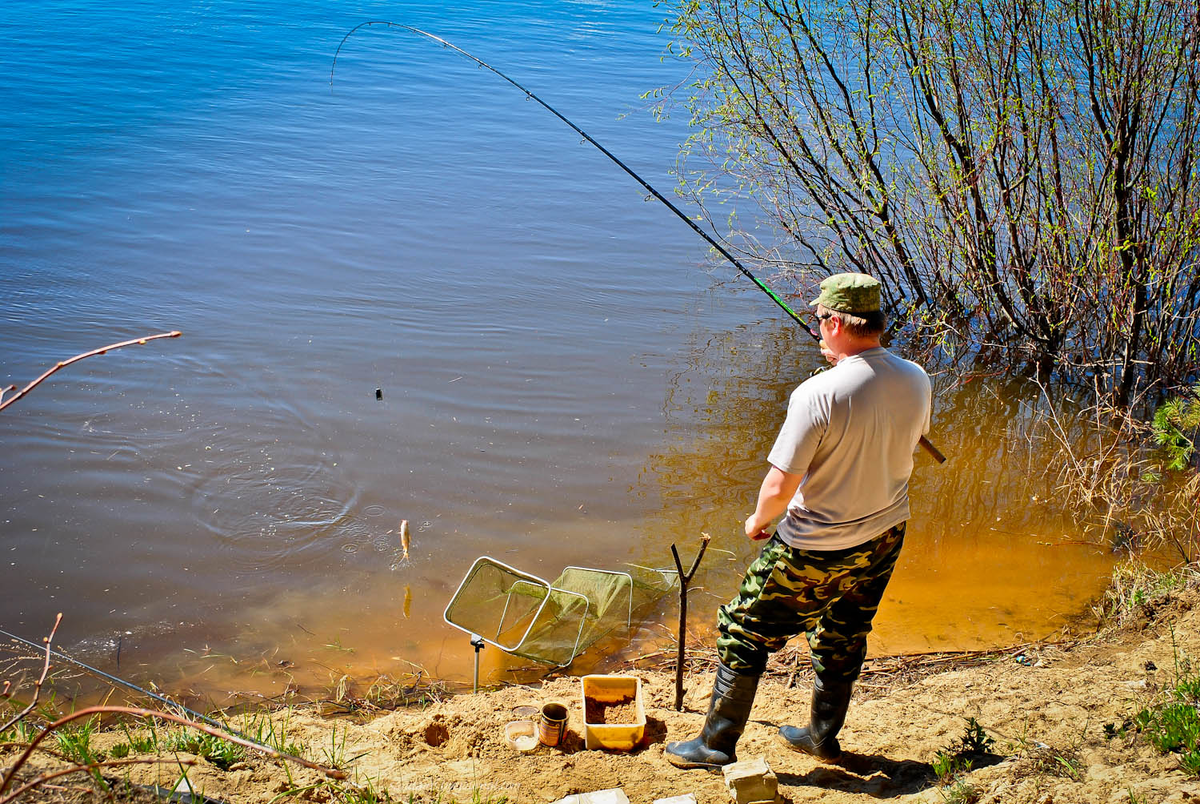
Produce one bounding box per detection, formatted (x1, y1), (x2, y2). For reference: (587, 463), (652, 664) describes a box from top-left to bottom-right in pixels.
(1, 625), (347, 777)
(330, 22), (945, 464)
(0, 626), (226, 729)
(0, 624), (331, 774)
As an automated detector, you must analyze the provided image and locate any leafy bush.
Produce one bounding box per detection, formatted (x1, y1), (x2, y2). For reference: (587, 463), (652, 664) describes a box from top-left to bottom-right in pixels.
(1153, 385), (1200, 471)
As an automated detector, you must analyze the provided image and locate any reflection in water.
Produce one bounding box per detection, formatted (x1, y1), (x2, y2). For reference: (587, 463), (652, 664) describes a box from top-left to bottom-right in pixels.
(640, 317), (1114, 658)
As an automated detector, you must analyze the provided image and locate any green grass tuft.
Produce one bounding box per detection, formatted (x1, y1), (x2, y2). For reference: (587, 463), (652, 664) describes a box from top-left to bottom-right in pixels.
(1132, 634), (1200, 777)
(162, 727), (246, 771)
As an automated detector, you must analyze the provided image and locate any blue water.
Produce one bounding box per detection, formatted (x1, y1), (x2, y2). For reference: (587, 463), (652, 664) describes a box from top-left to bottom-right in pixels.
(0, 1), (1115, 694)
(0, 0), (771, 684)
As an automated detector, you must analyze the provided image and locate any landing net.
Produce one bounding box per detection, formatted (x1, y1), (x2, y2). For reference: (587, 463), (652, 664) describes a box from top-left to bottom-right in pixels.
(443, 557), (678, 667)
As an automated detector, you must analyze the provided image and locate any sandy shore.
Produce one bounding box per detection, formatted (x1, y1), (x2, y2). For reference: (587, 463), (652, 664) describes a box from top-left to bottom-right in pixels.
(6, 580), (1200, 803)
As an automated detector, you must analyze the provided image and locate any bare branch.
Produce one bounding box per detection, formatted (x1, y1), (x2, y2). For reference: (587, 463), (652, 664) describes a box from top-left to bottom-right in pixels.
(0, 331), (182, 413)
(0, 613), (61, 734)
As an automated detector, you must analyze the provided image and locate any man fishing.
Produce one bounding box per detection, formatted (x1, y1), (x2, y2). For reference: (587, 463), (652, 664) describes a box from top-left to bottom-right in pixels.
(666, 272), (932, 769)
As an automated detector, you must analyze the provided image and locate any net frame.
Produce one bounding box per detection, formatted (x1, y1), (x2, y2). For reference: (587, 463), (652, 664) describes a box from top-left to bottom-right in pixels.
(442, 556), (635, 667)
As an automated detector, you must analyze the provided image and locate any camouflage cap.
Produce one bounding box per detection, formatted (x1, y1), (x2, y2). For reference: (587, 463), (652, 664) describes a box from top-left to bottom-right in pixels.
(809, 272), (881, 314)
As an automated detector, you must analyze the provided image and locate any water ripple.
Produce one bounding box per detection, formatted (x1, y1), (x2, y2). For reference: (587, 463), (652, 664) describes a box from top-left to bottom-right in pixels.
(189, 440), (360, 577)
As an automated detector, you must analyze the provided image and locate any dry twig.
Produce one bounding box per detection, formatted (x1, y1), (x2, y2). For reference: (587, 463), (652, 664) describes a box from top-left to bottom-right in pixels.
(0, 613), (61, 734)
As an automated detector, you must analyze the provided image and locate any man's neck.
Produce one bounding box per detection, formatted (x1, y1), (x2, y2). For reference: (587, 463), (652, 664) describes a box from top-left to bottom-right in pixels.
(838, 338), (882, 360)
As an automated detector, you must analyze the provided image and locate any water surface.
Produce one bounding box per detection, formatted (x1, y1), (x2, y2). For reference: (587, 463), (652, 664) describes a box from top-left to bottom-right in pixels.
(0, 0), (1113, 701)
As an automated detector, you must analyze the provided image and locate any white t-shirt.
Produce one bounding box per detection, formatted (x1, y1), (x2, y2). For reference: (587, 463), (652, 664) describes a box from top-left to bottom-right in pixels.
(767, 347), (932, 550)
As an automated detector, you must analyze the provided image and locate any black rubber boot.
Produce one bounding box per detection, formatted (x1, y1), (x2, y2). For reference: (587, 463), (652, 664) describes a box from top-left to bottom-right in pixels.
(777, 676), (854, 762)
(665, 663), (760, 769)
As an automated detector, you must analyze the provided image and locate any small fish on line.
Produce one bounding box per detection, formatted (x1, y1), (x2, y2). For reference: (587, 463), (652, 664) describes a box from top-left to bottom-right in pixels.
(400, 519), (411, 562)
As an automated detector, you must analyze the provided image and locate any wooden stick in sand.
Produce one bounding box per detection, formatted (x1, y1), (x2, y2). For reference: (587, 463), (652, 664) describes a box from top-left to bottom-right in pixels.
(670, 532), (711, 711)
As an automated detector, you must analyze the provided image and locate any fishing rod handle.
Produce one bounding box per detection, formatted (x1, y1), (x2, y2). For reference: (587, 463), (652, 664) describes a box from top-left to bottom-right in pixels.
(919, 435), (946, 463)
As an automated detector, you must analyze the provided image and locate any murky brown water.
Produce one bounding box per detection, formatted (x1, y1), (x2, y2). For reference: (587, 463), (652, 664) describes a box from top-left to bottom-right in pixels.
(5, 320), (1114, 706)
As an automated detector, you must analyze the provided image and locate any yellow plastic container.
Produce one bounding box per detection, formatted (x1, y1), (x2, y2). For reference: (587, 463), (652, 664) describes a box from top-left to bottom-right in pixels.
(580, 675), (645, 750)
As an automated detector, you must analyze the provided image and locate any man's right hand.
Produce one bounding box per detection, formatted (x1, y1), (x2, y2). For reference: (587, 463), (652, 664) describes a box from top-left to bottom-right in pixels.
(744, 514), (772, 541)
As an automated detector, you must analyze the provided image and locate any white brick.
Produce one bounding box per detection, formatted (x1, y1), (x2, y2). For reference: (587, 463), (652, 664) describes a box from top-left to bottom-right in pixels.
(722, 756), (778, 804)
(549, 789), (631, 804)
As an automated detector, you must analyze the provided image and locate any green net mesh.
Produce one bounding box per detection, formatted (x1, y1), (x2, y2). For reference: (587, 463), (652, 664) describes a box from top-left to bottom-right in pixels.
(443, 557), (678, 667)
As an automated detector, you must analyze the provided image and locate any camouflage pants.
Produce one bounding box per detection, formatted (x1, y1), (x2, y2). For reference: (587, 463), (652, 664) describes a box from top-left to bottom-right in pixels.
(716, 523), (905, 680)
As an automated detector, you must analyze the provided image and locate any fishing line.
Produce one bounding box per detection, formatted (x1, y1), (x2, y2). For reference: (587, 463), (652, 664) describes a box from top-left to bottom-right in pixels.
(330, 22), (802, 325)
(329, 21), (944, 462)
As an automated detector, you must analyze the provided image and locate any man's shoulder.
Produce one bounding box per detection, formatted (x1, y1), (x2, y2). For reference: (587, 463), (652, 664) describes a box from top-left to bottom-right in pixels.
(866, 348), (931, 382)
(795, 350), (929, 401)
(793, 365), (842, 396)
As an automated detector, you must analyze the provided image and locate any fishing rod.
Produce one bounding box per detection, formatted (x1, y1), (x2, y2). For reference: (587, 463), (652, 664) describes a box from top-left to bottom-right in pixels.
(1, 626), (346, 780)
(330, 22), (946, 464)
(1, 626), (262, 743)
